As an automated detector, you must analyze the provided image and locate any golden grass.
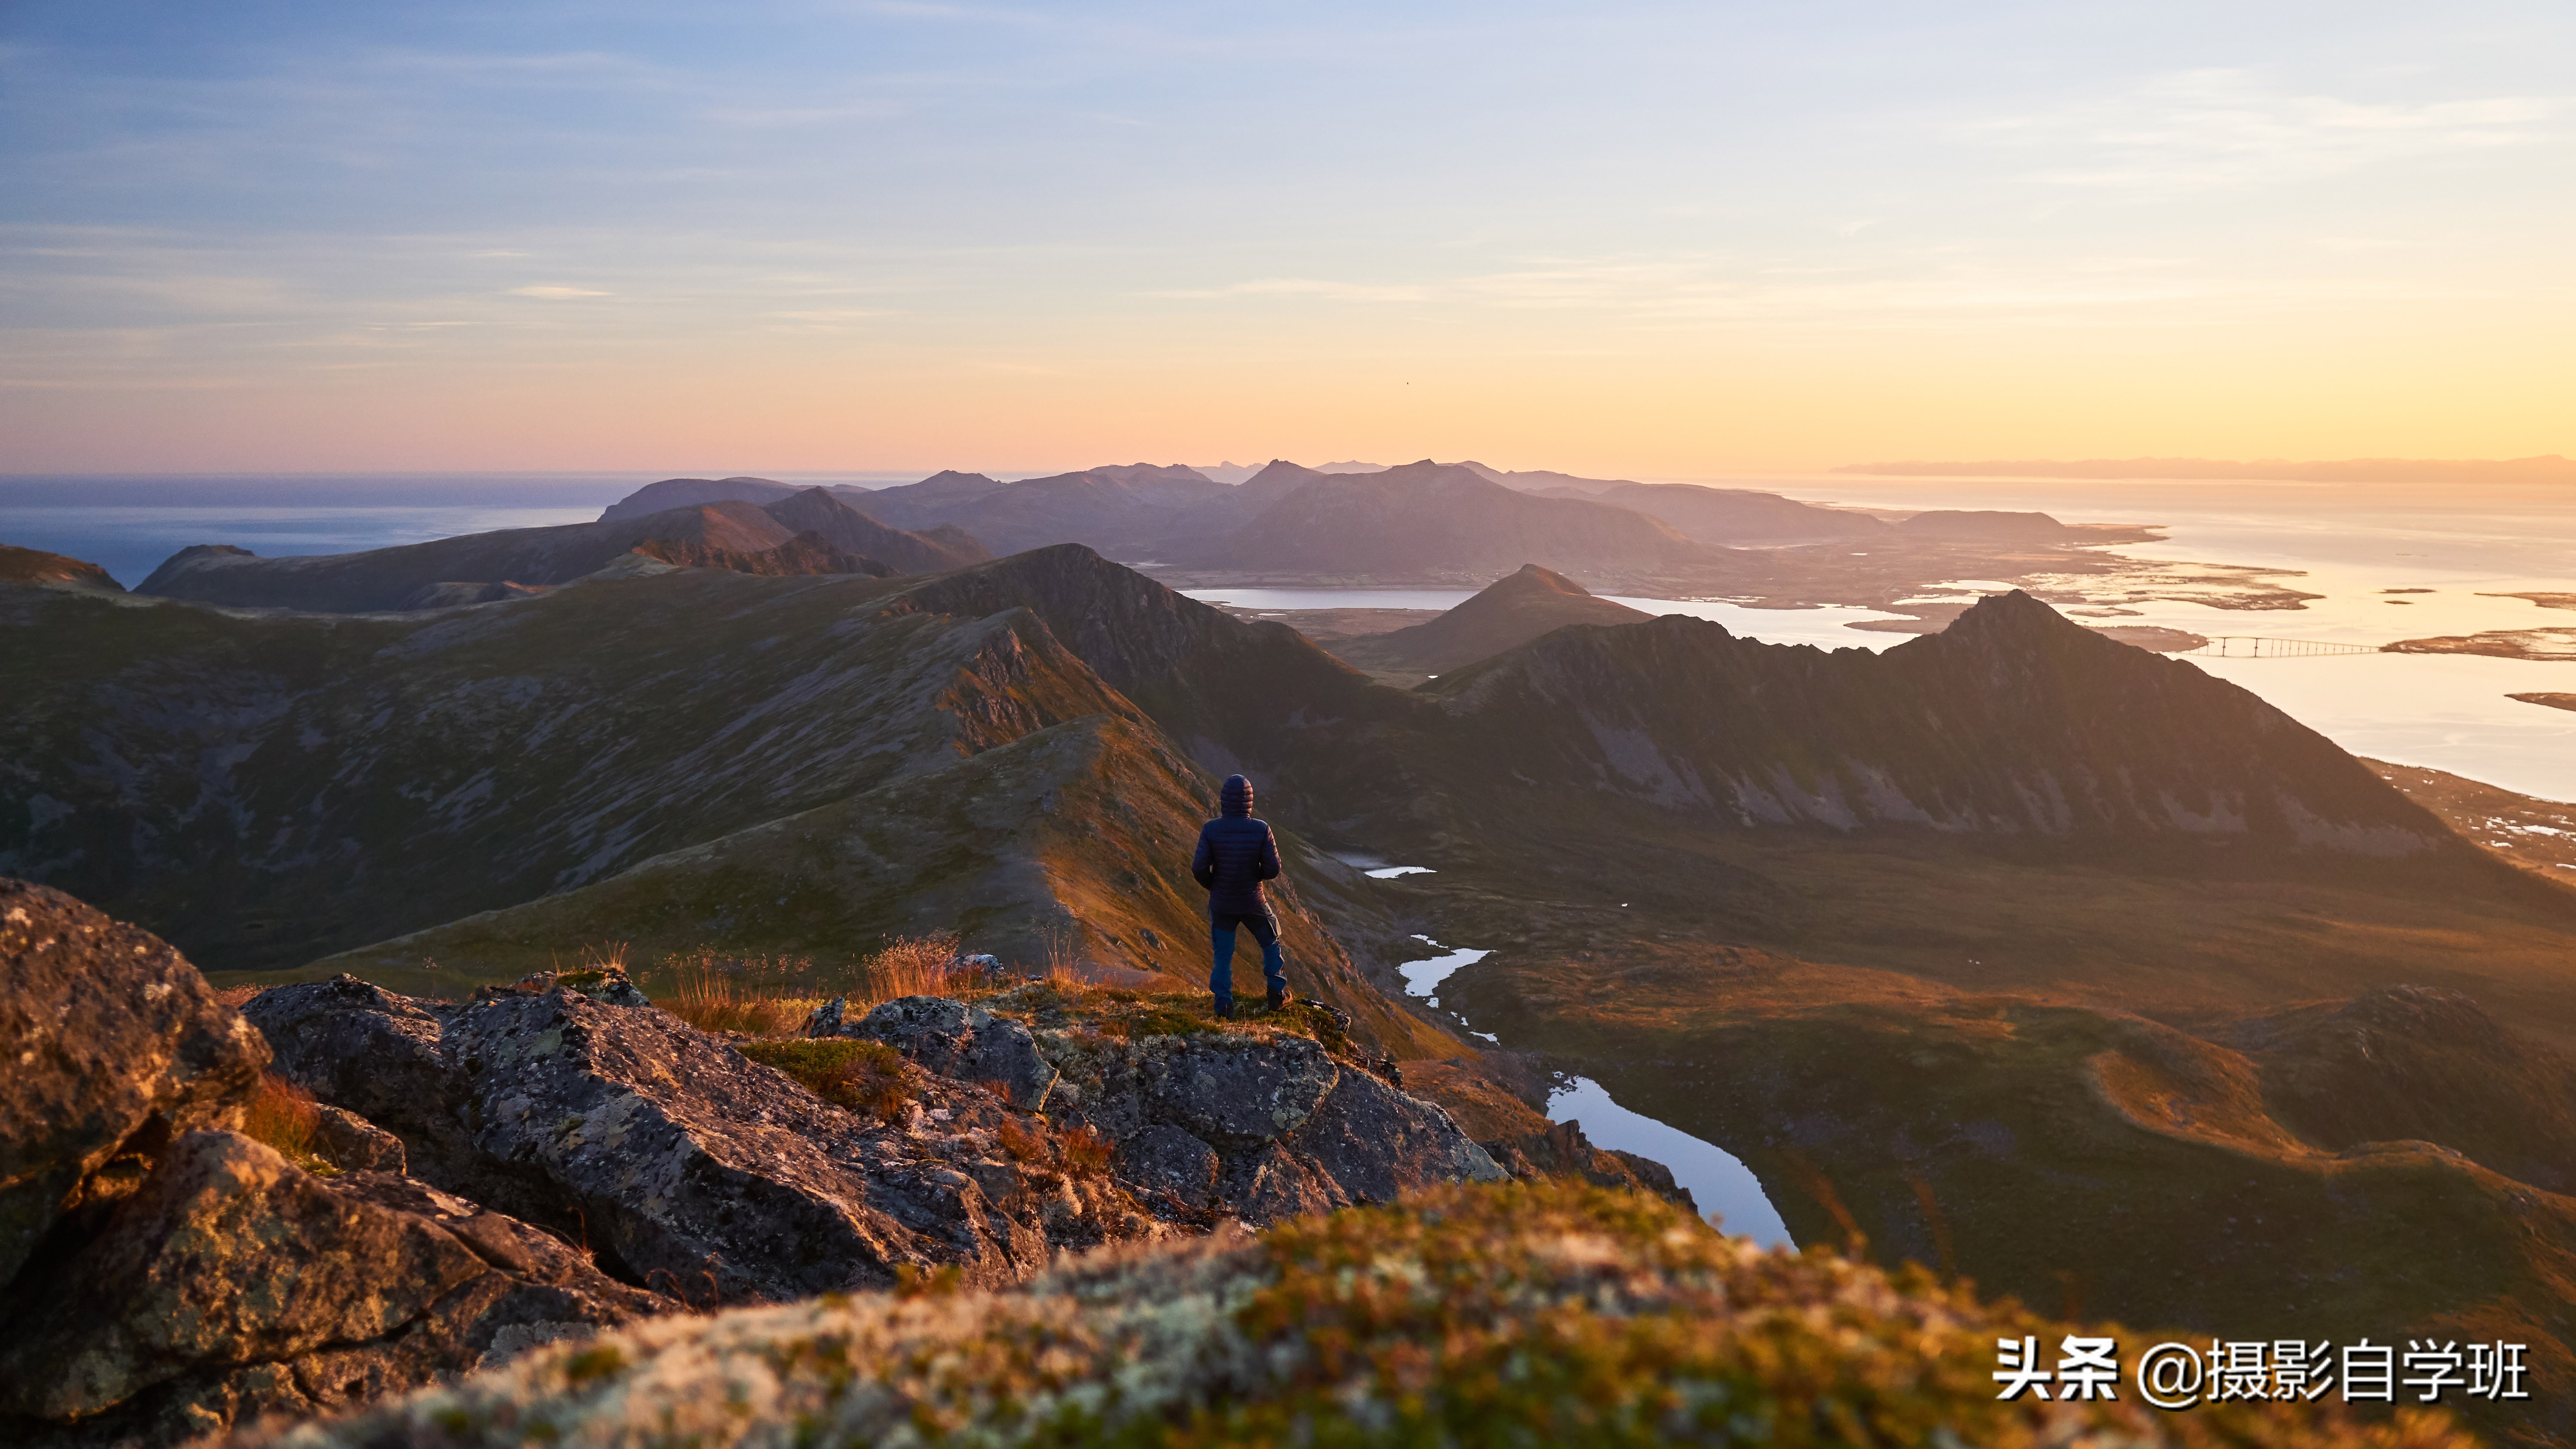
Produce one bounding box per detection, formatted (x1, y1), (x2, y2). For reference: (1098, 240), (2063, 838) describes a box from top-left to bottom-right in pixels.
(649, 933), (974, 1038)
(240, 1071), (329, 1171)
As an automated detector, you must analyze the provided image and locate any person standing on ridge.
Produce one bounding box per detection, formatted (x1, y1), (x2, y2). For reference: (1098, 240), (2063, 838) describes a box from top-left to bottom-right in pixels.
(1192, 773), (1290, 1019)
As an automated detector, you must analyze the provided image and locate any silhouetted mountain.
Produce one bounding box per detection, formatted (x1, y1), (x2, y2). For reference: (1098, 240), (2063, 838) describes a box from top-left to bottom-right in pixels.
(1175, 461), (1723, 579)
(598, 476), (806, 520)
(1580, 483), (1888, 545)
(0, 544), (120, 591)
(859, 465), (1229, 556)
(136, 501), (806, 612)
(1432, 590), (2466, 854)
(1330, 564), (1652, 676)
(132, 492), (988, 614)
(1894, 509), (2073, 543)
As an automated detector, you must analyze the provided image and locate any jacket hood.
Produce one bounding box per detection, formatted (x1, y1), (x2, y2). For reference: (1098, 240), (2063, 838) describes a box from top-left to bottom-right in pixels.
(1221, 774), (1254, 817)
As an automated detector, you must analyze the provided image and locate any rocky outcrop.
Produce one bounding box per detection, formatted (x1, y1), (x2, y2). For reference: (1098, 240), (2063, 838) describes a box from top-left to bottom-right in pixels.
(0, 1131), (662, 1448)
(251, 978), (1160, 1304)
(1480, 1118), (1697, 1210)
(0, 883), (666, 1449)
(927, 991), (1510, 1227)
(812, 995), (1053, 1107)
(0, 879), (267, 1286)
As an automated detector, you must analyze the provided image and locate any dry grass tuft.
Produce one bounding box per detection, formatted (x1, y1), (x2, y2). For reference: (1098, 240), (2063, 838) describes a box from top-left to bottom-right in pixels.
(241, 1072), (328, 1170)
(647, 934), (977, 1038)
(862, 930), (966, 1004)
(1057, 1124), (1115, 1178)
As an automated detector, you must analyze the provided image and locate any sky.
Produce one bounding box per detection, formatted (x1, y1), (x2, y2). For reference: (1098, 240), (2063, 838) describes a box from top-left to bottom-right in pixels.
(0, 0), (2570, 477)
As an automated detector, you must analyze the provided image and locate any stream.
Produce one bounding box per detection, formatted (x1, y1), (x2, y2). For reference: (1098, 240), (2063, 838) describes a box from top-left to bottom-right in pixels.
(1393, 934), (1794, 1247)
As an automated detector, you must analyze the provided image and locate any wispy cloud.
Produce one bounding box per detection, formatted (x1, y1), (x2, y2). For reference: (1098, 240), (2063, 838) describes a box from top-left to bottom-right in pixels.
(508, 285), (611, 299)
(1968, 70), (2570, 194)
(1158, 251), (2465, 332)
(1157, 277), (1431, 303)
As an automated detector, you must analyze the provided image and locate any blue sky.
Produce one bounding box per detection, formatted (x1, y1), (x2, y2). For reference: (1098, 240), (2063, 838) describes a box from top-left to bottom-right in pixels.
(2, 1), (2569, 473)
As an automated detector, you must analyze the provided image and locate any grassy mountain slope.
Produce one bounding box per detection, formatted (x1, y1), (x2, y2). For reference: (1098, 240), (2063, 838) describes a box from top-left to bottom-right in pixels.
(759, 486), (991, 572)
(0, 544), (122, 590)
(304, 712), (1453, 1058)
(0, 569), (1136, 971)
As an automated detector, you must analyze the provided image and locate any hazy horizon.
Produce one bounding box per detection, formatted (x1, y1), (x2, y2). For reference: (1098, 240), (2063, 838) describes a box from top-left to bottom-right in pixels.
(3, 1), (2569, 476)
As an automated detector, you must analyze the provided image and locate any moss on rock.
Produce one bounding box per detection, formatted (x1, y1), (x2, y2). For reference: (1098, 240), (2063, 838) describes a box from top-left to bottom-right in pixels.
(225, 1181), (2471, 1449)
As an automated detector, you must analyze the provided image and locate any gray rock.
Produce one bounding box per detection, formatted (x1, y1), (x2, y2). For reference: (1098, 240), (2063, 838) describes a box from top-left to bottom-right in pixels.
(243, 976), (497, 1208)
(1284, 1065), (1507, 1204)
(0, 1130), (662, 1443)
(1143, 1036), (1340, 1148)
(311, 1104), (406, 1173)
(250, 981), (1158, 1305)
(841, 995), (1054, 1109)
(513, 968), (650, 1007)
(1117, 1123), (1222, 1211)
(442, 986), (1056, 1300)
(1231, 1143), (1349, 1225)
(0, 878), (268, 1287)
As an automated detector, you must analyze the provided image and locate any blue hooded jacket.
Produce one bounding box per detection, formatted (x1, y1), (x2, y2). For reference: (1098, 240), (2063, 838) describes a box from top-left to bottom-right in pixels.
(1191, 774), (1280, 915)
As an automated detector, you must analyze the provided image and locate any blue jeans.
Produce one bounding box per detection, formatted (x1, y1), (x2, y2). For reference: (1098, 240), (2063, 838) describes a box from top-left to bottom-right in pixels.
(1210, 908), (1287, 1006)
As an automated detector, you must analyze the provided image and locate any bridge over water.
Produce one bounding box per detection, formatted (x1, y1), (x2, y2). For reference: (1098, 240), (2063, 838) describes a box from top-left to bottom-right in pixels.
(2180, 637), (2384, 659)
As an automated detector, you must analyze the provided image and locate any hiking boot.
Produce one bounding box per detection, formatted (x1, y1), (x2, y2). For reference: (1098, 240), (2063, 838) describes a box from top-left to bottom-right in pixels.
(1213, 998), (1235, 1020)
(1266, 986), (1292, 1012)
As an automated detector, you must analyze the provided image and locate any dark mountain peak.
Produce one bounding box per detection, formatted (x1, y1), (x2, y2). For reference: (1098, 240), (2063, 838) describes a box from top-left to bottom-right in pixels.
(0, 544), (123, 591)
(137, 544), (257, 592)
(597, 476), (799, 523)
(1490, 562), (1592, 599)
(1087, 463), (1215, 486)
(1924, 590), (2108, 654)
(1242, 460), (1330, 489)
(1329, 563), (1653, 676)
(912, 470), (1005, 494)
(1897, 509), (2071, 543)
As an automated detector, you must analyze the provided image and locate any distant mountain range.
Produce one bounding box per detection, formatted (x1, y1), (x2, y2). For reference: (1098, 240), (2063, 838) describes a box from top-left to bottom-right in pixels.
(96, 458), (2137, 615)
(1839, 455), (2576, 484)
(134, 489), (987, 612)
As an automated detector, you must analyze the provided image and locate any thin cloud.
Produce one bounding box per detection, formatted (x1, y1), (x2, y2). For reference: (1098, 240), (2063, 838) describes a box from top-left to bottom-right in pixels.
(1158, 277), (1430, 303)
(508, 285), (611, 299)
(1969, 69), (2570, 194)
